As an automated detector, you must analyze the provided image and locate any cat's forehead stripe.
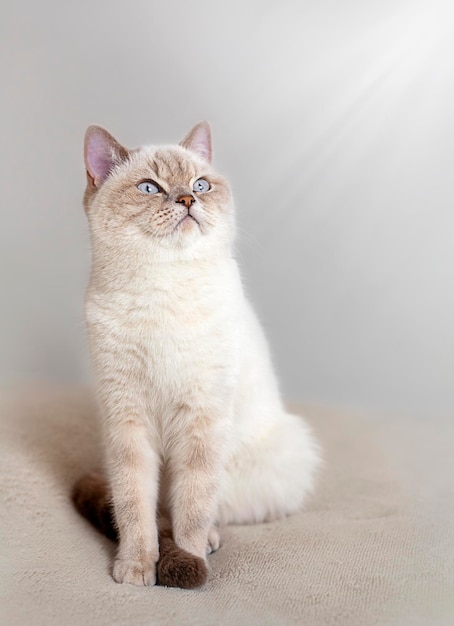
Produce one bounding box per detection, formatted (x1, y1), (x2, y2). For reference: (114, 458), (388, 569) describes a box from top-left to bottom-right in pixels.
(148, 158), (162, 180)
(145, 148), (198, 182)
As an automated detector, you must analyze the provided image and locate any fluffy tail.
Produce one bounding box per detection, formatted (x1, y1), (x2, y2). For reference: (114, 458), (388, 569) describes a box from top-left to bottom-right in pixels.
(71, 472), (208, 589)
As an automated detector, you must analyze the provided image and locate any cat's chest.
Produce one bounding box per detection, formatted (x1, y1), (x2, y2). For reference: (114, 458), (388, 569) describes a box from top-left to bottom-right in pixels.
(87, 265), (241, 364)
(87, 264), (243, 409)
(138, 272), (235, 336)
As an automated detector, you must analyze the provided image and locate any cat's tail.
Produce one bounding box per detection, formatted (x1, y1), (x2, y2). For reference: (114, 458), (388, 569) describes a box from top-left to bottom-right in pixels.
(71, 472), (208, 589)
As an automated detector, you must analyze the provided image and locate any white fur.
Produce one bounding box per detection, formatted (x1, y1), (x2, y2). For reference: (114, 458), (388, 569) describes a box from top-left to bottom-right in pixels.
(84, 128), (321, 584)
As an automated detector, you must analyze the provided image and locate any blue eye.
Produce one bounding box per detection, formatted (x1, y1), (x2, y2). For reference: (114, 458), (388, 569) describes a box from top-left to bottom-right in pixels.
(137, 181), (160, 194)
(193, 178), (211, 193)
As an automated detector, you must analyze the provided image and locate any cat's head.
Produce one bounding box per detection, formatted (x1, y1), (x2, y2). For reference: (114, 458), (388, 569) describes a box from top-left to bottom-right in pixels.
(83, 122), (234, 262)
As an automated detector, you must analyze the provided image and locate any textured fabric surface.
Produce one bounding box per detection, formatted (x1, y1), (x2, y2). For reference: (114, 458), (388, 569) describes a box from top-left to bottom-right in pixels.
(1, 383), (453, 626)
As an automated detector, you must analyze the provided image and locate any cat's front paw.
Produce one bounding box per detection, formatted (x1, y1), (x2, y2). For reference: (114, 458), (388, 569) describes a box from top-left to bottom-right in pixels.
(113, 557), (156, 586)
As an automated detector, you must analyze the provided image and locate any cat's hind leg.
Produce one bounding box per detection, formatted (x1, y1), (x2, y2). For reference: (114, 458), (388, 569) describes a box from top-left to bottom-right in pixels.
(207, 526), (221, 554)
(217, 412), (321, 525)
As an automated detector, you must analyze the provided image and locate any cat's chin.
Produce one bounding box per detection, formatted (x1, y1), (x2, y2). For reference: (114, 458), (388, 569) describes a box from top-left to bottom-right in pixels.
(167, 216), (207, 250)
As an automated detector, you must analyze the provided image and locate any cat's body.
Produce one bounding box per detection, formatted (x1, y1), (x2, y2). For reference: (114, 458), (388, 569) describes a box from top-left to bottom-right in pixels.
(76, 122), (320, 588)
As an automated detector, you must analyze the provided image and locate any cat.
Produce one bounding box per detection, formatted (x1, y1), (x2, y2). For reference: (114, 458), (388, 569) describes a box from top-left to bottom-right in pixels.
(72, 121), (321, 589)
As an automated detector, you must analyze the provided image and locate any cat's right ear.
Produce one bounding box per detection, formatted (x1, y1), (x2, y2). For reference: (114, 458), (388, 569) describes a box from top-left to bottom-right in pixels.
(180, 122), (212, 164)
(84, 125), (129, 188)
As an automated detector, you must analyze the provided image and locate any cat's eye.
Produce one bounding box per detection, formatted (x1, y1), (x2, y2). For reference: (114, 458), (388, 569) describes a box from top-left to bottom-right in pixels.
(193, 178), (211, 193)
(137, 181), (160, 194)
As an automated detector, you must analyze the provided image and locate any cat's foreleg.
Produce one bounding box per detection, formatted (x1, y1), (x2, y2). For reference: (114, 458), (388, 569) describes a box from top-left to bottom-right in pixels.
(106, 416), (160, 586)
(96, 373), (159, 585)
(169, 410), (227, 562)
(89, 321), (161, 586)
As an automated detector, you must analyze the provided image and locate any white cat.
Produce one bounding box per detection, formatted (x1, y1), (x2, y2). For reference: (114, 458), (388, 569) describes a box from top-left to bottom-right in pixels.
(74, 122), (321, 589)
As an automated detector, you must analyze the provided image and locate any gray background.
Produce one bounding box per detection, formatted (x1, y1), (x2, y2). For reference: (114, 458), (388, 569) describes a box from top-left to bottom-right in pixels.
(1, 0), (453, 418)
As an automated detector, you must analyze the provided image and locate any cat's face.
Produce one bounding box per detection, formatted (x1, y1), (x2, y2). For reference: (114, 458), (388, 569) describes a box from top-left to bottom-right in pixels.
(84, 123), (234, 261)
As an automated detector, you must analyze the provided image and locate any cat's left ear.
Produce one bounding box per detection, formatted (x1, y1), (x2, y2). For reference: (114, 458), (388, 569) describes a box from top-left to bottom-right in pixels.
(180, 121), (212, 163)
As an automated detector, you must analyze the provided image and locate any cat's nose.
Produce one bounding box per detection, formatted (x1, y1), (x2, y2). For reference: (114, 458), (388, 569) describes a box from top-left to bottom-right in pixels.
(176, 194), (195, 209)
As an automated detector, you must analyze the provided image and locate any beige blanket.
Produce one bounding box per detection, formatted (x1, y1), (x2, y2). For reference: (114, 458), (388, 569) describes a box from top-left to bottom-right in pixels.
(1, 383), (453, 625)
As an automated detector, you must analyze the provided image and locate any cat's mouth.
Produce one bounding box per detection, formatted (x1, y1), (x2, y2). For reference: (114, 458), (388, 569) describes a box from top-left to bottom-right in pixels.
(174, 213), (200, 232)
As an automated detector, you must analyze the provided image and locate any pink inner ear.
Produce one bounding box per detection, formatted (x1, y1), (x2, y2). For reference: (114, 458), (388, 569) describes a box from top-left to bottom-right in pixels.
(85, 132), (114, 184)
(192, 131), (211, 162)
(185, 124), (212, 163)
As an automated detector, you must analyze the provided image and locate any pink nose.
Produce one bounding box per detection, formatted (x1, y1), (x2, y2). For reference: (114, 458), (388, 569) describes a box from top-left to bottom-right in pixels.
(176, 194), (195, 209)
